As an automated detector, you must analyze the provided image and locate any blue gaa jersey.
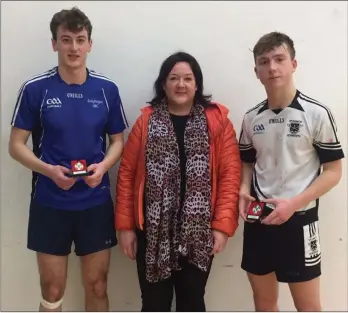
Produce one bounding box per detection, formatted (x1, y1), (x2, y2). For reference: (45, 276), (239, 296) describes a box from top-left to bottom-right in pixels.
(11, 67), (128, 210)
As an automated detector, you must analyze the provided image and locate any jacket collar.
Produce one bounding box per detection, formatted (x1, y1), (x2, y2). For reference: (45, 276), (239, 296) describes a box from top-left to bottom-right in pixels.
(140, 102), (229, 139)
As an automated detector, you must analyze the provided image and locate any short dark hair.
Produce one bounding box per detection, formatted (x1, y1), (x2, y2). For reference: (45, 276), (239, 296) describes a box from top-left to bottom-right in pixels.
(253, 31), (296, 61)
(148, 51), (212, 107)
(50, 7), (92, 41)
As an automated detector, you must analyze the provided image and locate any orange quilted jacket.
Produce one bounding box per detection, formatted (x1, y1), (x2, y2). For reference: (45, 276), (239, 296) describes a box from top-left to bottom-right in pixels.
(115, 102), (241, 236)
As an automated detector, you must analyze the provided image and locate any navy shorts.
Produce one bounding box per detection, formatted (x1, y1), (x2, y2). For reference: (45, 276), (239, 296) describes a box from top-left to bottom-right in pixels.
(241, 207), (321, 283)
(27, 199), (117, 256)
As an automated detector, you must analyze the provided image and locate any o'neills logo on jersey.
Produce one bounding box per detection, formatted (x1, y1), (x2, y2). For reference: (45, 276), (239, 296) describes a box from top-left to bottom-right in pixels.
(269, 117), (284, 124)
(67, 93), (83, 98)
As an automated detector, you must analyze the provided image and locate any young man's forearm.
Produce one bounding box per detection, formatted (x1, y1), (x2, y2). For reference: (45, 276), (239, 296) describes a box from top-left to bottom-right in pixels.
(240, 162), (254, 193)
(100, 135), (124, 172)
(9, 142), (52, 177)
(293, 161), (342, 210)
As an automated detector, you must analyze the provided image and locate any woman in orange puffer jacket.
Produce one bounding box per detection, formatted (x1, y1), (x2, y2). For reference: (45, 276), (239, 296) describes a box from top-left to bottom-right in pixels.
(115, 51), (241, 312)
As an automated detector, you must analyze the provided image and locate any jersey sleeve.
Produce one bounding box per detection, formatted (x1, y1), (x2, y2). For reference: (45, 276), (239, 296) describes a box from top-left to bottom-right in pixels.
(312, 107), (345, 163)
(10, 83), (40, 131)
(105, 84), (129, 135)
(238, 116), (256, 163)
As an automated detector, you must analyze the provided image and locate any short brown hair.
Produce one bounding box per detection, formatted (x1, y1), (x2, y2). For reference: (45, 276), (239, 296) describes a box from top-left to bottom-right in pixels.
(50, 7), (92, 41)
(253, 31), (296, 61)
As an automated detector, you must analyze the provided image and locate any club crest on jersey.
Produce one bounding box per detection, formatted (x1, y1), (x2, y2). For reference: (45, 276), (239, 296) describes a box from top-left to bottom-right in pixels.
(287, 120), (303, 137)
(88, 99), (104, 108)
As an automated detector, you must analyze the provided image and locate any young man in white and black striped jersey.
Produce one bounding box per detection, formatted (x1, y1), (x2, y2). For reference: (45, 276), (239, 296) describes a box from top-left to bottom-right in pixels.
(238, 32), (344, 311)
(8, 7), (128, 312)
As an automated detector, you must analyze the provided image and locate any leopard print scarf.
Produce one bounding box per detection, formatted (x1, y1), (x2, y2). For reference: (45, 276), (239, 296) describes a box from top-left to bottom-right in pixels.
(145, 102), (213, 283)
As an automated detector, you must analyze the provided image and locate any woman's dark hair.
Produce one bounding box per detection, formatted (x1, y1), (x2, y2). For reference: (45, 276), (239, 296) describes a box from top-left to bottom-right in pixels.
(148, 51), (212, 107)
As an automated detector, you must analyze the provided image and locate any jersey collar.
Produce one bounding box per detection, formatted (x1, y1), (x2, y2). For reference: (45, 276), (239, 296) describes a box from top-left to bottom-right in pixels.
(55, 66), (90, 86)
(257, 89), (304, 115)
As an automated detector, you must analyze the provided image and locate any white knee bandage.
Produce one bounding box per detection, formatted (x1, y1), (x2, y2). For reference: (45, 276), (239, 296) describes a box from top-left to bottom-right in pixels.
(41, 297), (63, 310)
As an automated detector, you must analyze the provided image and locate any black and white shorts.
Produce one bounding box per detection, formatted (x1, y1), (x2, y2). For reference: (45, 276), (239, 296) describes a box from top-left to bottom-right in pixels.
(241, 207), (321, 283)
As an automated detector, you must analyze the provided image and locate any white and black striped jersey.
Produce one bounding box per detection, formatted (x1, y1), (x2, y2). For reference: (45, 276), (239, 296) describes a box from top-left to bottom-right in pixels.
(239, 90), (345, 211)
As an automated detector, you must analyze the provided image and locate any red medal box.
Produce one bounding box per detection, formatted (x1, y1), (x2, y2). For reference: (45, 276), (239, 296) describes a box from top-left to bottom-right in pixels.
(247, 201), (265, 221)
(71, 160), (88, 176)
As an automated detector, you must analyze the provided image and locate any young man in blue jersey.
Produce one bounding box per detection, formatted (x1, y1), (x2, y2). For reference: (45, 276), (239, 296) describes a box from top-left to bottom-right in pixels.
(8, 7), (128, 311)
(238, 32), (344, 311)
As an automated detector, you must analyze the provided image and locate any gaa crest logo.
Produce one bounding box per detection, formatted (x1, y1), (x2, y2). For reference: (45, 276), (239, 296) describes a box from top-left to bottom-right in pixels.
(253, 205), (261, 214)
(74, 161), (84, 171)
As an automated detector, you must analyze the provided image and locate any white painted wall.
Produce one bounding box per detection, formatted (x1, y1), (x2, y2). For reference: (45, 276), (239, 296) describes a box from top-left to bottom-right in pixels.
(1, 1), (347, 311)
